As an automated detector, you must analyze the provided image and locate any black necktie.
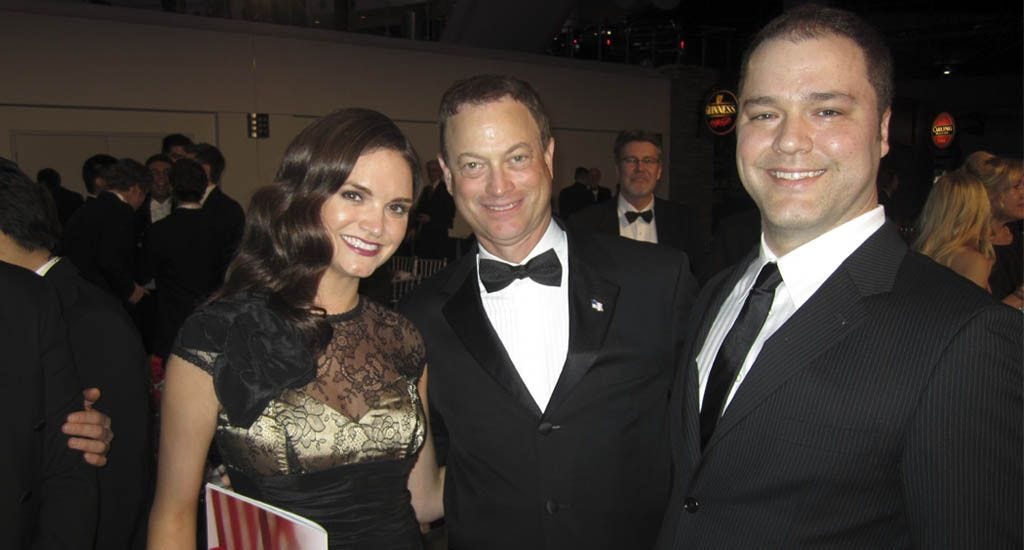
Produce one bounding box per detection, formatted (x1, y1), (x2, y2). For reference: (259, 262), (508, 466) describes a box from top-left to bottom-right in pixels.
(478, 248), (562, 293)
(625, 210), (653, 224)
(699, 262), (783, 448)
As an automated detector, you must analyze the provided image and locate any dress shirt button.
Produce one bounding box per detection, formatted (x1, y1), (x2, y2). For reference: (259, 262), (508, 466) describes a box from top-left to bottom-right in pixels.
(19, 491), (32, 503)
(683, 497), (700, 513)
(545, 499), (559, 515)
(537, 422), (560, 435)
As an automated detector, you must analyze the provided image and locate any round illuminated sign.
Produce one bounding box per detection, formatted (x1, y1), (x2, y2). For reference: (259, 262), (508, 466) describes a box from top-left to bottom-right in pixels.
(704, 90), (738, 136)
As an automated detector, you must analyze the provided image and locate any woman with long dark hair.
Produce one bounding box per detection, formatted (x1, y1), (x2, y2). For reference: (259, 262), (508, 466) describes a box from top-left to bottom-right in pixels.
(149, 108), (443, 549)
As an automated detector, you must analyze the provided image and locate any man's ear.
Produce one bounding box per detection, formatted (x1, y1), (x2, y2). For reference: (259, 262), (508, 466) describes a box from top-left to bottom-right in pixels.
(879, 107), (892, 159)
(438, 154), (454, 195)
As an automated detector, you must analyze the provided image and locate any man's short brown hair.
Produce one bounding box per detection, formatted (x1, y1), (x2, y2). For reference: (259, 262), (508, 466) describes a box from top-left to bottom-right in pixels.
(738, 3), (893, 116)
(438, 74), (551, 163)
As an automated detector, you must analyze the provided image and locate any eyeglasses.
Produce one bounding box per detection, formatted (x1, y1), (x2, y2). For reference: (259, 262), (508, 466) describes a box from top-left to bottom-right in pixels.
(620, 156), (661, 167)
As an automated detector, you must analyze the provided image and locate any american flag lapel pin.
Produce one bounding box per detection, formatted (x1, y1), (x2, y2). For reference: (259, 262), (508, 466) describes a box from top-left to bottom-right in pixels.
(590, 298), (604, 312)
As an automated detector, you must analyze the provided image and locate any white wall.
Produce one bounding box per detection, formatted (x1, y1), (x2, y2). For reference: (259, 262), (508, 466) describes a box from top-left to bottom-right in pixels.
(0, 2), (672, 231)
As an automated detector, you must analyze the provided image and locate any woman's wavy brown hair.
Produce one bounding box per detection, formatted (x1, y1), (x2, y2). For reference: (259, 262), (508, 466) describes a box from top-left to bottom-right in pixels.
(216, 108), (421, 354)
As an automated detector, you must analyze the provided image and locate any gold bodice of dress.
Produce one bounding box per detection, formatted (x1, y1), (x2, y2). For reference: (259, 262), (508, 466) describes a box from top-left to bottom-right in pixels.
(178, 297), (426, 477)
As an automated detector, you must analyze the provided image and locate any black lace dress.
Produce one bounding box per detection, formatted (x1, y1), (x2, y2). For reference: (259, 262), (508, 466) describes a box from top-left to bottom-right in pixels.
(174, 294), (426, 549)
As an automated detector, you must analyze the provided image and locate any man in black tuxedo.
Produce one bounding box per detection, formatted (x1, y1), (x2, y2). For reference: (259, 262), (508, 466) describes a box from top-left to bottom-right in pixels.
(413, 159), (456, 259)
(63, 158), (151, 306)
(144, 158), (221, 360)
(569, 130), (705, 276)
(400, 75), (698, 549)
(656, 5), (1022, 549)
(558, 166), (610, 219)
(1, 161), (152, 549)
(189, 143), (244, 284)
(0, 260), (98, 550)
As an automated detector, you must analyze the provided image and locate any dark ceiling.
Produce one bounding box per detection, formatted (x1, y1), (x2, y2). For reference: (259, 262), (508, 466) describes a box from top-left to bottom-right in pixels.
(433, 0), (1023, 80)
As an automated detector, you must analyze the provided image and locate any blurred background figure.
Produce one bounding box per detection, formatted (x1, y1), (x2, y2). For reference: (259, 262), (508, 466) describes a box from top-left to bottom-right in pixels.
(914, 170), (995, 291)
(143, 157), (220, 361)
(81, 153), (117, 202)
(38, 167), (84, 228)
(963, 151), (1024, 308)
(161, 133), (193, 162)
(63, 158), (152, 307)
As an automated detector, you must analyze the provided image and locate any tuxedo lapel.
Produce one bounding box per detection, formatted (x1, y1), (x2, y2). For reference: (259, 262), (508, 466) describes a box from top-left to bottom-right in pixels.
(545, 244), (619, 417)
(441, 256), (543, 418)
(703, 225), (906, 453)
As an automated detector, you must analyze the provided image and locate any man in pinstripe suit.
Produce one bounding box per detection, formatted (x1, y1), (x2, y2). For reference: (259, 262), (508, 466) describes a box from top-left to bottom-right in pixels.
(656, 5), (1022, 549)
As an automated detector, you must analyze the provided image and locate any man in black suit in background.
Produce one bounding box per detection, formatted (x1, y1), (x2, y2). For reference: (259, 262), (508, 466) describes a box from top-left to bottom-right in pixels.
(144, 158), (221, 360)
(570, 130), (705, 276)
(413, 159), (456, 259)
(80, 153), (117, 202)
(63, 158), (151, 306)
(558, 166), (602, 219)
(656, 5), (1021, 549)
(37, 167), (83, 227)
(0, 161), (152, 549)
(188, 143), (244, 284)
(400, 74), (698, 549)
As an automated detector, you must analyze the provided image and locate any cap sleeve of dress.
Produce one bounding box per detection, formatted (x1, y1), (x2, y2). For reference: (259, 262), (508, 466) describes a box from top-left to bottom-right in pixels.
(171, 294), (318, 428)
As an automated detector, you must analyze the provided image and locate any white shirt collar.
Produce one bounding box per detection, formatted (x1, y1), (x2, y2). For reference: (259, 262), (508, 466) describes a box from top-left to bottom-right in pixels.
(758, 206), (885, 309)
(616, 193), (654, 217)
(35, 256), (61, 277)
(476, 218), (569, 289)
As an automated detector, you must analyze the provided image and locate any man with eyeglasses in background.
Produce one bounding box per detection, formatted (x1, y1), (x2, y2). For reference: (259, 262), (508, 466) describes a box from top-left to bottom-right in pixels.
(570, 129), (706, 276)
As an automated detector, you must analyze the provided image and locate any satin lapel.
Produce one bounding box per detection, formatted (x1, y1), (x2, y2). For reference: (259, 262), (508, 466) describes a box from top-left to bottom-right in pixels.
(545, 247), (619, 417)
(704, 224), (906, 452)
(441, 261), (543, 418)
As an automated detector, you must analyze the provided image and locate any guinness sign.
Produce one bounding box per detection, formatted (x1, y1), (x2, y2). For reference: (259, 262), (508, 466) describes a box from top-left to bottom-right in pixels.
(704, 90), (738, 136)
(931, 112), (955, 149)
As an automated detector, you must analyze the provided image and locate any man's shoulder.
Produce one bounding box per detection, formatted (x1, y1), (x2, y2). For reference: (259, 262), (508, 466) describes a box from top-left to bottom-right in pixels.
(567, 198), (615, 229)
(399, 254), (475, 317)
(569, 228), (688, 278)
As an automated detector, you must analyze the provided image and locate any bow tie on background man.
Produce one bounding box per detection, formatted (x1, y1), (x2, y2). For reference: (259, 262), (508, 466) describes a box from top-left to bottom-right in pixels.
(479, 248), (562, 293)
(625, 210), (654, 224)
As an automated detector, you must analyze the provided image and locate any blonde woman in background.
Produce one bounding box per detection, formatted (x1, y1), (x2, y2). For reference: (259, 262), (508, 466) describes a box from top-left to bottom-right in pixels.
(914, 170), (995, 290)
(963, 152), (1024, 308)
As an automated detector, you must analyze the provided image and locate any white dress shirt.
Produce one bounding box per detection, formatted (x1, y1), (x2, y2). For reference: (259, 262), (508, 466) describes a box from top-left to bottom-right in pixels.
(697, 206), (886, 412)
(616, 194), (658, 244)
(149, 198), (173, 223)
(477, 219), (570, 412)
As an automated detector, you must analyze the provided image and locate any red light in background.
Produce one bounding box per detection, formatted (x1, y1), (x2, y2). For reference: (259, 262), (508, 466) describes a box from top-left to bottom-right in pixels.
(679, 39), (686, 49)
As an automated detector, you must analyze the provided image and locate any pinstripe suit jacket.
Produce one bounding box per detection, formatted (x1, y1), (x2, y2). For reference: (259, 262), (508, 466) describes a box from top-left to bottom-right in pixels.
(656, 223), (1023, 549)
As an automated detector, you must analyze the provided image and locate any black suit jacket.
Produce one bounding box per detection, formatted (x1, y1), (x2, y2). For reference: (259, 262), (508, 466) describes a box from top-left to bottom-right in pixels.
(558, 181), (611, 220)
(569, 196), (706, 277)
(0, 261), (96, 550)
(144, 208), (221, 357)
(62, 191), (138, 303)
(44, 259), (152, 549)
(400, 226), (698, 550)
(202, 186), (245, 284)
(48, 185), (84, 228)
(656, 224), (1023, 549)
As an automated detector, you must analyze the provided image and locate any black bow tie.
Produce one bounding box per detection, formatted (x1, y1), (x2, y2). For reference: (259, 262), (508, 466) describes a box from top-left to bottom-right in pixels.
(625, 210), (654, 224)
(479, 248), (562, 293)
